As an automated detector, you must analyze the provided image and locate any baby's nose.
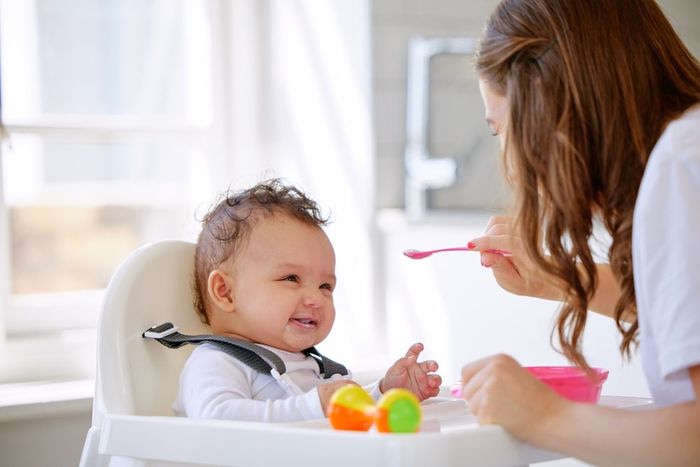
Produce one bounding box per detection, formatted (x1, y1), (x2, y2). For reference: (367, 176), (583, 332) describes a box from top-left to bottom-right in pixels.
(302, 288), (325, 307)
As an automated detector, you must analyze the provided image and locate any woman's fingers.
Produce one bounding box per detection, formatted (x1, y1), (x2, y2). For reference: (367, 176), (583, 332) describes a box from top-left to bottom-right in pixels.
(485, 222), (508, 236)
(485, 215), (510, 233)
(471, 214), (557, 299)
(461, 355), (524, 425)
(460, 356), (496, 397)
(481, 251), (509, 268)
(468, 234), (514, 254)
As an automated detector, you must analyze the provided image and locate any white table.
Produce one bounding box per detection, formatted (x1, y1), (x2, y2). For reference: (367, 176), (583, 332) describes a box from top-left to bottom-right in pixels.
(100, 395), (652, 467)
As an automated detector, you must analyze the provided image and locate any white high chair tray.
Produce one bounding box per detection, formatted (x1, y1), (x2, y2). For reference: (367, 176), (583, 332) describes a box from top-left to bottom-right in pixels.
(100, 394), (652, 467)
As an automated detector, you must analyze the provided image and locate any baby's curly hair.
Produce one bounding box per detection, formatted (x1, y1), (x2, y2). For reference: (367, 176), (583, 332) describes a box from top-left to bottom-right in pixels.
(193, 179), (329, 324)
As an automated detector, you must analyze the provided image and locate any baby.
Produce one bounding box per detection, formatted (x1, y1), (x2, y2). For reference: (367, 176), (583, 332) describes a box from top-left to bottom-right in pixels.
(174, 179), (441, 422)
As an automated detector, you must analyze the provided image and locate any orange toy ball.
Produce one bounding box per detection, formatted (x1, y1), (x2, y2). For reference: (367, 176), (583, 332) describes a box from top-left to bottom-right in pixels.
(327, 384), (375, 431)
(375, 388), (421, 433)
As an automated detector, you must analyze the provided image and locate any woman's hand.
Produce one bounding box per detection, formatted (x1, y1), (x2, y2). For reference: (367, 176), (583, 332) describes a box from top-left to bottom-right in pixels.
(380, 343), (442, 401)
(469, 215), (561, 301)
(460, 354), (568, 441)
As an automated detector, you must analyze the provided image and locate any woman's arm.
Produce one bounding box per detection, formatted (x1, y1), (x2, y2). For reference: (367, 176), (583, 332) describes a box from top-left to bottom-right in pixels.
(528, 261), (623, 319)
(535, 365), (700, 466)
(583, 263), (626, 320)
(470, 216), (627, 320)
(461, 356), (700, 466)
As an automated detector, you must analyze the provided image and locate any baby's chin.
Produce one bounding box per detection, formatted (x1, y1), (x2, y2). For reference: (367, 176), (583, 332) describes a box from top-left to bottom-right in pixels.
(285, 323), (329, 344)
(270, 342), (315, 353)
(287, 338), (325, 352)
(277, 331), (328, 352)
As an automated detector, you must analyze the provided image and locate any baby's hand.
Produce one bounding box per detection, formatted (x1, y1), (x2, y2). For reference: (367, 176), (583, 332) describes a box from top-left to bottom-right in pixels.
(380, 343), (441, 401)
(318, 379), (357, 414)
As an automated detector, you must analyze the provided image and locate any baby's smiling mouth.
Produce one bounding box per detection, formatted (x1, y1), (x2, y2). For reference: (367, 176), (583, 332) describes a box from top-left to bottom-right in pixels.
(290, 317), (318, 328)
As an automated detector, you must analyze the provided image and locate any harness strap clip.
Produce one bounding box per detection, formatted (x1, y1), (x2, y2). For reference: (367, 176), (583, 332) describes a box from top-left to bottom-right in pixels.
(143, 322), (179, 339)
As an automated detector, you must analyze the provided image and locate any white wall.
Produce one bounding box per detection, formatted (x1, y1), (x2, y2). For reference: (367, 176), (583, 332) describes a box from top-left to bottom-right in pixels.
(0, 404), (90, 467)
(372, 0), (700, 210)
(373, 0), (506, 210)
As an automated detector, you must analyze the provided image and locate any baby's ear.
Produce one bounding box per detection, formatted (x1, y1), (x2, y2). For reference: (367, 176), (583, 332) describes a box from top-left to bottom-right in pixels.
(207, 269), (235, 313)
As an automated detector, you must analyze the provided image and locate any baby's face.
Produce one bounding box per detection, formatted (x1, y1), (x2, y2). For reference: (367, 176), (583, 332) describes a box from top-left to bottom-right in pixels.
(221, 214), (336, 352)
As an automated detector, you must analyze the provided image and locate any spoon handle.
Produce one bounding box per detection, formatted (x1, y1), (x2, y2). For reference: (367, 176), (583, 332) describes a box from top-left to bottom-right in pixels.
(430, 247), (471, 253)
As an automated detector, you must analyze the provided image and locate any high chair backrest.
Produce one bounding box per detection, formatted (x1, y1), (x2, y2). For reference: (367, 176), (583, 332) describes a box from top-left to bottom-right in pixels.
(94, 240), (209, 422)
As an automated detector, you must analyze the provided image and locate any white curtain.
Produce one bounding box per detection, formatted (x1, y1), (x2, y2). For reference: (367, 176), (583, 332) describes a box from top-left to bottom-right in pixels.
(211, 0), (379, 367)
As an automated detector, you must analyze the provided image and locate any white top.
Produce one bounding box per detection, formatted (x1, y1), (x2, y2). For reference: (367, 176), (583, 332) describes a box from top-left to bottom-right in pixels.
(173, 343), (381, 422)
(633, 103), (700, 406)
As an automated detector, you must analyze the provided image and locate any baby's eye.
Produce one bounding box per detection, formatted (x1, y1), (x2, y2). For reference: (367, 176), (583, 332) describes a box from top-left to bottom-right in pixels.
(282, 275), (299, 283)
(320, 283), (334, 292)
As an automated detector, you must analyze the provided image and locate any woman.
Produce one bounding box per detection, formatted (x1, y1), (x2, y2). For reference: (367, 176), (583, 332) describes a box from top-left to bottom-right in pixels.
(461, 0), (700, 464)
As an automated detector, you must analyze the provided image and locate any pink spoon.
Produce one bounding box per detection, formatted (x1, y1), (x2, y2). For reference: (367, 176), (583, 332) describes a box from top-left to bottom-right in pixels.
(403, 247), (512, 260)
(403, 247), (471, 259)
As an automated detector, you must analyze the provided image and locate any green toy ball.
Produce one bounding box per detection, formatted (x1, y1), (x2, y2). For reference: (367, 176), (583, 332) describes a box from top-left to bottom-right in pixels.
(375, 388), (421, 433)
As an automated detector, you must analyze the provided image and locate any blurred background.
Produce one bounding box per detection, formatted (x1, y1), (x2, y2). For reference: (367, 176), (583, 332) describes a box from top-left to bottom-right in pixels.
(0, 1), (698, 465)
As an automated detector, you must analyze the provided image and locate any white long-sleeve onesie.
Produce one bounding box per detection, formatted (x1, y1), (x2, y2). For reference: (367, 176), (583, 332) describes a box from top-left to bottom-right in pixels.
(173, 343), (381, 422)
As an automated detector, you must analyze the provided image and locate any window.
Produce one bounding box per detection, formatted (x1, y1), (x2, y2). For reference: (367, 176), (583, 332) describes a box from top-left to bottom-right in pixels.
(0, 0), (378, 384)
(0, 0), (220, 381)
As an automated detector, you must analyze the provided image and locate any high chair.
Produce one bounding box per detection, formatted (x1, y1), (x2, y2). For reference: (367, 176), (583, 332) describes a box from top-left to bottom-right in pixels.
(79, 240), (209, 467)
(79, 239), (650, 467)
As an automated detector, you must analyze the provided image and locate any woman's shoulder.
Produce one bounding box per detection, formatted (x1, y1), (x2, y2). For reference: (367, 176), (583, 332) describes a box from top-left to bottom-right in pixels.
(664, 103), (700, 147)
(638, 104), (700, 215)
(650, 103), (700, 167)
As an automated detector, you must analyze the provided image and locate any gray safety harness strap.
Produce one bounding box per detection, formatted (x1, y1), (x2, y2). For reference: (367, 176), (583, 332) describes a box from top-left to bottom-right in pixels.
(301, 347), (349, 380)
(143, 322), (348, 379)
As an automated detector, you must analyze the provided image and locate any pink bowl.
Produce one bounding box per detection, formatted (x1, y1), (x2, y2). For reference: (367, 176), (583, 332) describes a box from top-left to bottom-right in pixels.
(525, 366), (609, 403)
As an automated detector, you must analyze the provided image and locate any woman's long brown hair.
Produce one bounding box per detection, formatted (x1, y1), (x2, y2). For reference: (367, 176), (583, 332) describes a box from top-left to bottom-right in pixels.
(476, 0), (700, 369)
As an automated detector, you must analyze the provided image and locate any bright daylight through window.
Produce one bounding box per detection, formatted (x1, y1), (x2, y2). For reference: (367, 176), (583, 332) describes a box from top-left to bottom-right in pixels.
(0, 0), (215, 378)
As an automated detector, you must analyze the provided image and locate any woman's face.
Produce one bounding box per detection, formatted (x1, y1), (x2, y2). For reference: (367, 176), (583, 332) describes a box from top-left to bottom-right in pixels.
(478, 79), (508, 149)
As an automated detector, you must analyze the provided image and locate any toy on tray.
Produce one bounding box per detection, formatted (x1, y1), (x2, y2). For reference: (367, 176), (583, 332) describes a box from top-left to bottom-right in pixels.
(326, 385), (421, 433)
(374, 388), (422, 433)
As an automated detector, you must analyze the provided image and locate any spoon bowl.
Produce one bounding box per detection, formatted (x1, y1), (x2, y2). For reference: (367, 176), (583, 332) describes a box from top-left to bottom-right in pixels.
(403, 247), (470, 259)
(402, 249), (437, 259)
